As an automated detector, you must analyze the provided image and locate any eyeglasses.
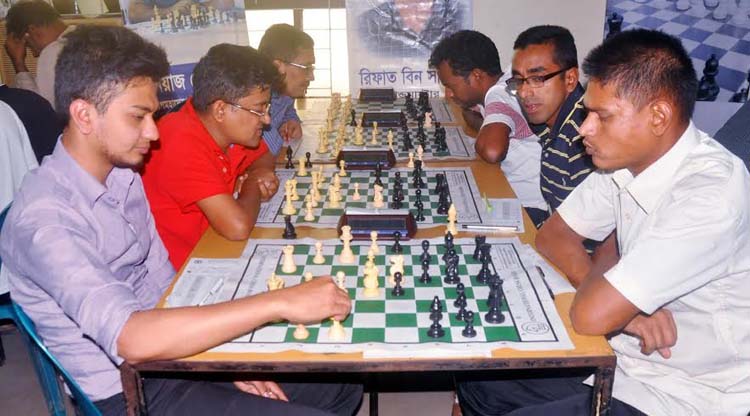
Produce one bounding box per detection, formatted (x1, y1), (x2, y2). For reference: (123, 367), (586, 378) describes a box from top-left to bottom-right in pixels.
(285, 61), (316, 73)
(226, 102), (269, 118)
(506, 67), (572, 95)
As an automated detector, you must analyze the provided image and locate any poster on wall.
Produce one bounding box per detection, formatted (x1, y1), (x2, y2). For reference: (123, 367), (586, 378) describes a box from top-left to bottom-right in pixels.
(604, 0), (750, 102)
(346, 0), (472, 98)
(118, 0), (249, 109)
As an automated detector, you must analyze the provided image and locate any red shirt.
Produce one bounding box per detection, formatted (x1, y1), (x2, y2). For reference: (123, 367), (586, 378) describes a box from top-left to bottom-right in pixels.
(142, 98), (268, 269)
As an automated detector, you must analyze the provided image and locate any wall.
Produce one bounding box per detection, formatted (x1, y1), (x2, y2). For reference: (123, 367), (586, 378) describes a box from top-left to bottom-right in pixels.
(473, 0), (607, 75)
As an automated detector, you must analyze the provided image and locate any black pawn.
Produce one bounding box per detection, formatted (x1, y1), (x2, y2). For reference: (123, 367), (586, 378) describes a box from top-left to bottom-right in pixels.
(282, 215), (296, 239)
(456, 282), (465, 296)
(391, 272), (405, 296)
(485, 294), (505, 324)
(456, 303), (467, 321)
(419, 257), (431, 284)
(305, 151), (313, 168)
(444, 231), (454, 250)
(462, 310), (477, 338)
(415, 188), (423, 204)
(427, 316), (445, 338)
(415, 201), (425, 221)
(473, 235), (486, 260)
(285, 147), (294, 169)
(429, 295), (443, 321)
(350, 108), (357, 126)
(391, 231), (403, 253)
(606, 12), (623, 39)
(453, 291), (467, 308)
(420, 240), (431, 262)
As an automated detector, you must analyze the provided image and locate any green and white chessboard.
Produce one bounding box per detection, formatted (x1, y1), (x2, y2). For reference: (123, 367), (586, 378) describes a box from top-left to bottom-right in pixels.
(185, 237), (570, 356)
(296, 97), (455, 125)
(257, 166), (488, 229)
(293, 123), (476, 163)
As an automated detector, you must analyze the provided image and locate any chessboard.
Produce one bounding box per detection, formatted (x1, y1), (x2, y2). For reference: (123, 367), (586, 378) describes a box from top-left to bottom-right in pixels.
(296, 97), (455, 125)
(257, 166), (488, 229)
(168, 237), (571, 356)
(293, 123), (476, 163)
(607, 0), (750, 101)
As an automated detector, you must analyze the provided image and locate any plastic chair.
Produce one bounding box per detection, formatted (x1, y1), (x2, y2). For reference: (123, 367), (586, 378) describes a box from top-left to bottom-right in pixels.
(12, 302), (102, 416)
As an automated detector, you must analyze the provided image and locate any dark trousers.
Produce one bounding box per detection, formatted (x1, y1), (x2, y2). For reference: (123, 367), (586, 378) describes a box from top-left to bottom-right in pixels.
(457, 374), (645, 416)
(96, 378), (362, 416)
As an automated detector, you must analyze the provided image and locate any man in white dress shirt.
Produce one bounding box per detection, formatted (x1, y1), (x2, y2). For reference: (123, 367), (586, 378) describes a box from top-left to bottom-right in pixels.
(4, 0), (75, 108)
(458, 29), (750, 416)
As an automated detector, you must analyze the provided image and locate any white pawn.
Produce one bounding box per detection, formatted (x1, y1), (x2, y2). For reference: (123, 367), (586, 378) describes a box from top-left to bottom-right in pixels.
(446, 203), (458, 235)
(293, 324), (309, 340)
(417, 145), (425, 163)
(281, 245), (297, 273)
(304, 196), (315, 221)
(370, 230), (380, 254)
(333, 173), (342, 189)
(290, 179), (300, 201)
(370, 127), (378, 145)
(282, 181), (297, 216)
(338, 160), (347, 176)
(424, 112), (432, 128)
(407, 152), (415, 168)
(328, 318), (346, 341)
(297, 156), (308, 176)
(339, 225), (355, 264)
(310, 185), (320, 206)
(363, 265), (380, 298)
(372, 121), (379, 136)
(304, 271), (314, 282)
(313, 241), (325, 264)
(336, 270), (347, 290)
(352, 183), (361, 201)
(328, 187), (341, 208)
(373, 184), (385, 208)
(267, 272), (285, 291)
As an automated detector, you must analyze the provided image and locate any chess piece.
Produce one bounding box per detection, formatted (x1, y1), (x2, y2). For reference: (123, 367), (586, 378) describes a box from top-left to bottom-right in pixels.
(606, 12), (623, 39)
(370, 231), (380, 254)
(339, 225), (355, 264)
(282, 181), (297, 216)
(473, 235), (487, 260)
(293, 324), (310, 340)
(305, 151), (313, 169)
(282, 215), (297, 239)
(328, 318), (346, 340)
(304, 196), (315, 221)
(372, 121), (379, 136)
(446, 203), (458, 235)
(363, 264), (380, 298)
(373, 184), (385, 208)
(336, 271), (346, 290)
(462, 310), (477, 338)
(420, 257), (431, 284)
(391, 231), (403, 253)
(338, 160), (347, 176)
(297, 156), (308, 176)
(371, 127), (379, 145)
(391, 272), (405, 296)
(267, 272), (285, 291)
(328, 186), (341, 208)
(290, 179), (300, 201)
(424, 111), (432, 128)
(389, 254), (405, 285)
(387, 129), (394, 150)
(352, 183), (361, 200)
(676, 0), (690, 11)
(407, 152), (415, 168)
(304, 271), (314, 282)
(313, 241), (326, 264)
(285, 147), (294, 168)
(281, 245), (297, 273)
(697, 55), (720, 101)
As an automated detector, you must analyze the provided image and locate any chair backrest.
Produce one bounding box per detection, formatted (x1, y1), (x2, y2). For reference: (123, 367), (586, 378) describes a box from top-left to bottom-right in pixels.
(0, 203), (9, 271)
(12, 302), (102, 416)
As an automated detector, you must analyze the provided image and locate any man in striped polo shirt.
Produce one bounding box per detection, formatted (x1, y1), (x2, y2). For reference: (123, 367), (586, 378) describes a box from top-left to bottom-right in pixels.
(509, 26), (594, 215)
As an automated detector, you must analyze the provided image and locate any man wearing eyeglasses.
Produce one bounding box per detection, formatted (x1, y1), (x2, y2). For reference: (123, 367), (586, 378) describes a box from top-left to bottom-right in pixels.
(510, 26), (593, 216)
(258, 24), (316, 155)
(141, 44), (280, 270)
(3, 0), (75, 108)
(429, 30), (548, 226)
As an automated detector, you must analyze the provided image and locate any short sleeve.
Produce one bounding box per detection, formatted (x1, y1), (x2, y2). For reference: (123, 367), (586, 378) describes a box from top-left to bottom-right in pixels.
(156, 141), (229, 210)
(556, 170), (616, 241)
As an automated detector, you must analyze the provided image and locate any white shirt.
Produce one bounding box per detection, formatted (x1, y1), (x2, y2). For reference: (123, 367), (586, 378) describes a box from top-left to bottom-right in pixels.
(0, 100), (38, 294)
(13, 25), (76, 108)
(558, 123), (750, 416)
(478, 72), (546, 210)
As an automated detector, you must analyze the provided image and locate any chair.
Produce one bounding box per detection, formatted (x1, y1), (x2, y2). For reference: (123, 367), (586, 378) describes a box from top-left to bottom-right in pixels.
(12, 301), (102, 416)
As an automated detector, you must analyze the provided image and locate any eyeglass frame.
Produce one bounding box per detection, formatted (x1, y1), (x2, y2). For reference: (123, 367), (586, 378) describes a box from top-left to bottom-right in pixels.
(225, 101), (270, 118)
(284, 61), (316, 73)
(506, 66), (574, 95)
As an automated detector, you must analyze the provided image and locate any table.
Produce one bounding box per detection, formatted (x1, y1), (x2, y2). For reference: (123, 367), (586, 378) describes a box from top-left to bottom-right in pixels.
(121, 99), (615, 416)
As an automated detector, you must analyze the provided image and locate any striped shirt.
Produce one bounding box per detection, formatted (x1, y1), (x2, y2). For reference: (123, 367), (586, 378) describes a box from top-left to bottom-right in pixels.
(534, 84), (593, 211)
(262, 91), (301, 155)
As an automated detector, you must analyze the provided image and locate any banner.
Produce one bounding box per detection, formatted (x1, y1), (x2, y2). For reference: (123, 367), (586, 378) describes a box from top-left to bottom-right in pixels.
(119, 0), (249, 110)
(346, 0), (471, 98)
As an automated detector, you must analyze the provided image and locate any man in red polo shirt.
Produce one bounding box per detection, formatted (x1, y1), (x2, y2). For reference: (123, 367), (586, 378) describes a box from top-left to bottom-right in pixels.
(142, 44), (280, 269)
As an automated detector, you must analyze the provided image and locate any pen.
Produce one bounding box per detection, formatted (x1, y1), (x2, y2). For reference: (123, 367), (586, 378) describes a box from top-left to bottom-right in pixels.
(482, 193), (492, 212)
(535, 266), (555, 300)
(462, 224), (518, 232)
(198, 278), (225, 306)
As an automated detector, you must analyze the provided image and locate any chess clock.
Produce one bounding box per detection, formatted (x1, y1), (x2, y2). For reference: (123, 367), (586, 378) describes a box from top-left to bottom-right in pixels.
(337, 209), (417, 240)
(358, 88), (396, 102)
(362, 111), (405, 127)
(336, 147), (396, 170)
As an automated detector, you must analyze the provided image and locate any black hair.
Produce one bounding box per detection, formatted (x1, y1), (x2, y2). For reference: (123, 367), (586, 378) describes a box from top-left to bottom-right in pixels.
(192, 44), (279, 112)
(55, 25), (169, 124)
(5, 0), (61, 37)
(513, 25), (578, 69)
(583, 29), (697, 123)
(428, 30), (502, 77)
(258, 23), (314, 62)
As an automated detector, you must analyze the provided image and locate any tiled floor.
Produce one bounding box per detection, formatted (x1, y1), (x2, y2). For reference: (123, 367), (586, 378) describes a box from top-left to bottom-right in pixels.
(0, 326), (456, 415)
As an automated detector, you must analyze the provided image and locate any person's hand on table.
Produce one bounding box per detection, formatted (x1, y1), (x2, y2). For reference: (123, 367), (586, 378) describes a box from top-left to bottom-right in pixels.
(233, 380), (288, 401)
(247, 167), (279, 201)
(622, 308), (677, 359)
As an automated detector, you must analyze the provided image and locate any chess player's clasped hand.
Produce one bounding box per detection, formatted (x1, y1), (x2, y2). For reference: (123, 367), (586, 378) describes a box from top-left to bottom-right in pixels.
(278, 276), (351, 324)
(279, 119), (303, 142)
(233, 380), (289, 401)
(622, 308), (677, 359)
(247, 167), (279, 201)
(4, 33), (27, 69)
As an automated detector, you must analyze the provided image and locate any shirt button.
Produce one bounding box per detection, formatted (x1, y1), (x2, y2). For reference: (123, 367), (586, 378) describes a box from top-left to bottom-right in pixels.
(544, 152), (549, 158)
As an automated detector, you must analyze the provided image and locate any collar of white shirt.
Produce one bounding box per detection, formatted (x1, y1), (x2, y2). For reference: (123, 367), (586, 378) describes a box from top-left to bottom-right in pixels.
(610, 122), (701, 214)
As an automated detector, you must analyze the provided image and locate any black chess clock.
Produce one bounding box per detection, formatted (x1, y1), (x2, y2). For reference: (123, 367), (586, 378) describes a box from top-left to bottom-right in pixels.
(337, 210), (417, 240)
(358, 88), (396, 102)
(336, 148), (396, 170)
